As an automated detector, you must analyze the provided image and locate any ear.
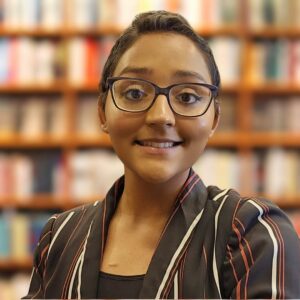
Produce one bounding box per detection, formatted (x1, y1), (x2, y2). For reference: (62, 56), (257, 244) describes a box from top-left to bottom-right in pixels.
(209, 100), (220, 138)
(98, 96), (109, 133)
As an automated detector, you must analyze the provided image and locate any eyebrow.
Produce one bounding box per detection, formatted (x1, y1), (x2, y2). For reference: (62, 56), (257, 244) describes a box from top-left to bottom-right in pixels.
(118, 67), (207, 82)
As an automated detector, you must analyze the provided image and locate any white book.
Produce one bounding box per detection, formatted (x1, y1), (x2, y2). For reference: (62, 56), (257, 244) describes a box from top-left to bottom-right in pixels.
(68, 38), (86, 85)
(16, 38), (35, 84)
(70, 152), (95, 199)
(194, 149), (218, 187)
(10, 273), (31, 300)
(0, 38), (10, 83)
(11, 154), (33, 199)
(77, 96), (100, 136)
(264, 148), (285, 196)
(35, 40), (55, 84)
(116, 0), (138, 28)
(20, 98), (48, 137)
(181, 0), (203, 29)
(93, 151), (123, 196)
(19, 0), (39, 29)
(210, 37), (240, 84)
(70, 0), (97, 29)
(41, 0), (64, 29)
(3, 0), (20, 29)
(138, 0), (163, 13)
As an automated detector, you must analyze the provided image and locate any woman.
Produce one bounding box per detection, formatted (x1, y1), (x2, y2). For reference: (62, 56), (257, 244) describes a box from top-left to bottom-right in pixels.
(24, 11), (300, 299)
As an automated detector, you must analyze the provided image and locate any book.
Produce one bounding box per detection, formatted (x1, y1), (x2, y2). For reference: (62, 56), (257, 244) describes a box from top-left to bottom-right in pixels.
(217, 95), (236, 132)
(47, 98), (67, 137)
(70, 150), (123, 200)
(209, 37), (241, 84)
(19, 97), (48, 138)
(76, 95), (100, 137)
(0, 97), (18, 137)
(40, 0), (64, 29)
(193, 149), (241, 190)
(0, 213), (10, 258)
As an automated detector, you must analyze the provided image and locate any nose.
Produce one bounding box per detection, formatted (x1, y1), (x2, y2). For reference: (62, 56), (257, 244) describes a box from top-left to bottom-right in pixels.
(145, 94), (176, 126)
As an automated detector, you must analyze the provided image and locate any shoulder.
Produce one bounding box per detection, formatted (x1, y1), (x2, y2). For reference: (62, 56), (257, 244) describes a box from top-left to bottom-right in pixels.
(206, 185), (299, 249)
(48, 200), (103, 234)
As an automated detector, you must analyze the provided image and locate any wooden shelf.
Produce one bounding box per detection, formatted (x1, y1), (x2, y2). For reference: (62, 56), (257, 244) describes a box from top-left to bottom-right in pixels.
(247, 133), (300, 147)
(0, 134), (111, 149)
(0, 82), (67, 93)
(0, 25), (242, 37)
(1, 133), (299, 149)
(256, 195), (300, 209)
(250, 84), (300, 94)
(0, 195), (67, 210)
(249, 28), (300, 38)
(0, 258), (32, 271)
(0, 135), (66, 148)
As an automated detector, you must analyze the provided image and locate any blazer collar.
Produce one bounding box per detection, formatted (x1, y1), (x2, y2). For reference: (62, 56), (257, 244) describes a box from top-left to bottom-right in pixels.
(79, 169), (208, 298)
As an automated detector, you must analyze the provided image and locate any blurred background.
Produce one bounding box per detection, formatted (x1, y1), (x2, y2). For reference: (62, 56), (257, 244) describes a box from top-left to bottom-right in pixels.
(0, 0), (299, 298)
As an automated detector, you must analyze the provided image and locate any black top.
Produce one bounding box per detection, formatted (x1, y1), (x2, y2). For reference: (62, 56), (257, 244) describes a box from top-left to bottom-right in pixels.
(97, 271), (145, 299)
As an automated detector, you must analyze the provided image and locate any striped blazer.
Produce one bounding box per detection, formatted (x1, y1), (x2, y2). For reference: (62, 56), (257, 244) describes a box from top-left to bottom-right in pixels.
(23, 169), (300, 299)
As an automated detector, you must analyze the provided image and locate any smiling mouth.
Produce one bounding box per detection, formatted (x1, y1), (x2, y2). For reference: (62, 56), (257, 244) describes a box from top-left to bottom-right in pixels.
(135, 140), (183, 148)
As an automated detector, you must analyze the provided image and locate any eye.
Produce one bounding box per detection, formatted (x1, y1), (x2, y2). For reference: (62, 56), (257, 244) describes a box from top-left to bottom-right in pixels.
(122, 88), (147, 101)
(175, 92), (202, 104)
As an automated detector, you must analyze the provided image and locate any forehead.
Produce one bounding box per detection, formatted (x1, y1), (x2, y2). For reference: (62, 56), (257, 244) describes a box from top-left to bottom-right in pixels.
(113, 33), (211, 84)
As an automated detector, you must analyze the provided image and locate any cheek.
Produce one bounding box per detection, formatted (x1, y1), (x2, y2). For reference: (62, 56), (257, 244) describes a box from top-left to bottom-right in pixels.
(180, 112), (214, 144)
(105, 102), (142, 141)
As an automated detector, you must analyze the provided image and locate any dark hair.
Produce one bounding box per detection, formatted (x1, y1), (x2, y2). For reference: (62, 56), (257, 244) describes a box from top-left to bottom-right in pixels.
(99, 10), (221, 108)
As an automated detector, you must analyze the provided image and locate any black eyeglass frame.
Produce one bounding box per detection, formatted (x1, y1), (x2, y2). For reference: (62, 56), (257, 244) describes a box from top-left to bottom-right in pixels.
(106, 76), (219, 117)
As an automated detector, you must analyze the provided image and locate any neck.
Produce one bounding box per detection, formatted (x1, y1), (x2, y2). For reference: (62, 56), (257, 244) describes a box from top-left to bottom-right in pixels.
(117, 169), (190, 221)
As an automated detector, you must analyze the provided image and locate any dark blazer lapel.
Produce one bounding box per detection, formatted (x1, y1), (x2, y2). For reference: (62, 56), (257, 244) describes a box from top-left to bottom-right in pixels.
(139, 170), (208, 299)
(79, 178), (123, 298)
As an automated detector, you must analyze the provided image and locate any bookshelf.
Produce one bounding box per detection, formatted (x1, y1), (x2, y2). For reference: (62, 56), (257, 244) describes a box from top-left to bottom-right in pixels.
(0, 0), (300, 295)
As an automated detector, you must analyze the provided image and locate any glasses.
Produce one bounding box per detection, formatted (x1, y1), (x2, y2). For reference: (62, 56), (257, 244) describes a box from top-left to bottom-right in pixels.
(106, 77), (218, 117)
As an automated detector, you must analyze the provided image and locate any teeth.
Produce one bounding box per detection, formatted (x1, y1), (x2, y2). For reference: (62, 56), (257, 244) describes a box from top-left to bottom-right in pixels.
(140, 141), (175, 148)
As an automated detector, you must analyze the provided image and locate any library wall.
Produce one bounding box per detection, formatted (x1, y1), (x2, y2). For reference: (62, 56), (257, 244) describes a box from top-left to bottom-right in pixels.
(0, 0), (300, 298)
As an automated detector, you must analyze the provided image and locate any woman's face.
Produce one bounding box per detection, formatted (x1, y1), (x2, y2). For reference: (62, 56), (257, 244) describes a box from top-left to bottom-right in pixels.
(99, 33), (219, 184)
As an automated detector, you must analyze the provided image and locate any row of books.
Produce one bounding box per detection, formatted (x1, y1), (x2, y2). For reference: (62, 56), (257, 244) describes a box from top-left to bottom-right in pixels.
(0, 273), (30, 300)
(0, 36), (243, 86)
(194, 148), (300, 198)
(0, 96), (66, 138)
(0, 37), (114, 85)
(253, 96), (300, 132)
(248, 0), (300, 29)
(0, 151), (64, 199)
(0, 95), (102, 138)
(250, 39), (300, 84)
(255, 148), (300, 198)
(209, 37), (241, 85)
(0, 0), (240, 30)
(0, 148), (299, 201)
(0, 211), (51, 259)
